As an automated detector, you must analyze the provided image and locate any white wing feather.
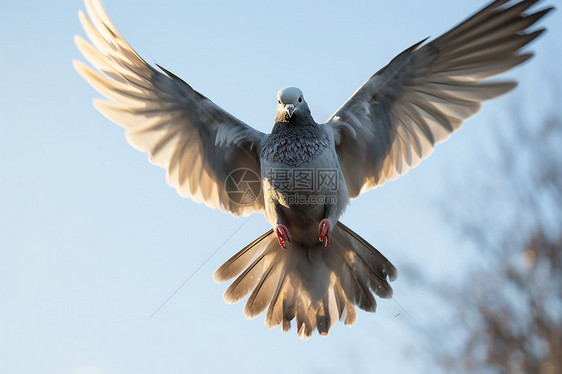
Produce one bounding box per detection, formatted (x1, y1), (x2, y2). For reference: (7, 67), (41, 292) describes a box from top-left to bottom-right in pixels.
(327, 0), (551, 198)
(74, 0), (266, 216)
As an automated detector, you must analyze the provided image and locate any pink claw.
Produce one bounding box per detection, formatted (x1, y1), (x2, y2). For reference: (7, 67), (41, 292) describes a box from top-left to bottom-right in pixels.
(276, 224), (292, 249)
(318, 219), (331, 248)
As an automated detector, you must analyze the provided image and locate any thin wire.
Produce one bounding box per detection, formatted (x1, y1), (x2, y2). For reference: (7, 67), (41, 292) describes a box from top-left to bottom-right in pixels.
(391, 296), (416, 322)
(147, 215), (253, 321)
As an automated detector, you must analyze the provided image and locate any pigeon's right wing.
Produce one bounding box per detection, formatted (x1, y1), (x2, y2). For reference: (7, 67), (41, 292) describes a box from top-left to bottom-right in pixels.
(326, 0), (552, 199)
(74, 0), (266, 216)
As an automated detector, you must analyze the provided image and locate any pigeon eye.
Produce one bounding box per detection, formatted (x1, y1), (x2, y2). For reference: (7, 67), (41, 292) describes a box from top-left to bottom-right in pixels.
(298, 96), (302, 102)
(278, 100), (281, 104)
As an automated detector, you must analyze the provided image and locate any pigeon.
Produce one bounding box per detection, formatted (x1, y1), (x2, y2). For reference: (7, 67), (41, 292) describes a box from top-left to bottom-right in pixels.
(74, 0), (552, 338)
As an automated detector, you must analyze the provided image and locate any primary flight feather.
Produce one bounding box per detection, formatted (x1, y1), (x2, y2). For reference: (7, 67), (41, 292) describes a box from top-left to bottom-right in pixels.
(74, 0), (552, 338)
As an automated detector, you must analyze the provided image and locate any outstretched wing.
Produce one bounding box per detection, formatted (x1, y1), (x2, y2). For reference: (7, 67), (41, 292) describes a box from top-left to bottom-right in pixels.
(74, 0), (266, 216)
(326, 0), (552, 198)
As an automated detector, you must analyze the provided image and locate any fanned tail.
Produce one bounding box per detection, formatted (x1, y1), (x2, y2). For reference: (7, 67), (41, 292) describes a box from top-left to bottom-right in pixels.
(213, 222), (397, 339)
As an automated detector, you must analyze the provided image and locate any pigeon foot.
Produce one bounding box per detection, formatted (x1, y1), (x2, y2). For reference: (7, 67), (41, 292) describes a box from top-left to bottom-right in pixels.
(276, 224), (292, 249)
(318, 219), (331, 248)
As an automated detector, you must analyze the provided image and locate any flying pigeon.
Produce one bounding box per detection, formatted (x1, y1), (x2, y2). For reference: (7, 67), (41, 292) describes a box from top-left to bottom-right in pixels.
(74, 0), (552, 338)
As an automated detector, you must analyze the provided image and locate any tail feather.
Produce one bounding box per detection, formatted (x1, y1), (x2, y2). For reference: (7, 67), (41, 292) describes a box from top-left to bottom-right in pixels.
(264, 275), (287, 328)
(243, 251), (284, 318)
(315, 305), (329, 336)
(339, 222), (398, 282)
(337, 282), (358, 326)
(334, 235), (393, 302)
(296, 294), (315, 339)
(330, 235), (378, 312)
(316, 293), (337, 336)
(335, 223), (397, 300)
(213, 222), (397, 338)
(223, 251), (268, 304)
(213, 229), (273, 282)
(282, 283), (296, 332)
(332, 283), (346, 320)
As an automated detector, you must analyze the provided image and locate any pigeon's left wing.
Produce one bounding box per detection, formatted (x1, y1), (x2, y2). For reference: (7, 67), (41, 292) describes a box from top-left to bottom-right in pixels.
(326, 0), (552, 198)
(74, 0), (266, 216)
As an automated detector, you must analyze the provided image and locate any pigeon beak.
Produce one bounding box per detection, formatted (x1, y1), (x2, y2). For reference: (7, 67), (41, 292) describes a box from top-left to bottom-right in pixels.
(284, 104), (296, 118)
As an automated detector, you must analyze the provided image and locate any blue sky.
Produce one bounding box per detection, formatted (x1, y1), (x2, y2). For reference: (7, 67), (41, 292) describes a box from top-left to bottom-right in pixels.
(1, 1), (560, 373)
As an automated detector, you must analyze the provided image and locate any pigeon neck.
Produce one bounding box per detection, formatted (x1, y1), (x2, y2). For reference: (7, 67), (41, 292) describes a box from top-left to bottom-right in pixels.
(274, 109), (314, 127)
(275, 112), (297, 124)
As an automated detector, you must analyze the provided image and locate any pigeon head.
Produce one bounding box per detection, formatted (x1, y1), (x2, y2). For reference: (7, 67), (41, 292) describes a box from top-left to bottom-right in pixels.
(275, 87), (309, 122)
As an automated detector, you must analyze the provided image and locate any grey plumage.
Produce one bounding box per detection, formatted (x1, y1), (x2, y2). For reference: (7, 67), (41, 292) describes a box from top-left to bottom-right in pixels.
(261, 120), (330, 167)
(74, 0), (552, 338)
